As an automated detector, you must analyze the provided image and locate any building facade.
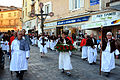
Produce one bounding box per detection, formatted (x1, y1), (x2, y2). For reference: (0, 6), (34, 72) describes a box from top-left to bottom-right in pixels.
(22, 0), (120, 38)
(0, 6), (22, 32)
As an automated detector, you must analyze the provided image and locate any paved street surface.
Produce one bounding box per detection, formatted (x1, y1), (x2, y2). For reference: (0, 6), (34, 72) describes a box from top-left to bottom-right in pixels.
(0, 46), (120, 80)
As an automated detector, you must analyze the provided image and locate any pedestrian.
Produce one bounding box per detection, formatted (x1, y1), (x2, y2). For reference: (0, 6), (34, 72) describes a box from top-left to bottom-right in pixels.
(39, 33), (48, 58)
(10, 31), (30, 80)
(50, 33), (56, 51)
(57, 32), (72, 76)
(46, 33), (50, 48)
(22, 29), (32, 45)
(10, 31), (17, 46)
(86, 33), (97, 65)
(67, 33), (74, 56)
(101, 32), (119, 77)
(80, 34), (88, 60)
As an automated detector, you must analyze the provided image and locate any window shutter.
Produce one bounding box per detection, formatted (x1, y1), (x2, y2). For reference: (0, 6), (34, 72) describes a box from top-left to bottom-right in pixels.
(43, 5), (45, 14)
(80, 0), (84, 8)
(49, 2), (52, 13)
(69, 0), (72, 10)
(78, 0), (80, 8)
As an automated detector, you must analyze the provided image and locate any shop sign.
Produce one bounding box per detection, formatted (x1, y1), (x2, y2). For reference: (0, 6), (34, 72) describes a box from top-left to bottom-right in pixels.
(90, 0), (99, 6)
(92, 12), (120, 22)
(82, 18), (120, 30)
(57, 16), (90, 25)
(44, 22), (57, 27)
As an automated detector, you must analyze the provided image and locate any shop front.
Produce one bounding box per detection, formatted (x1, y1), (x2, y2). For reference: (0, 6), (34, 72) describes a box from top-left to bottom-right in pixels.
(44, 21), (57, 35)
(81, 11), (120, 39)
(57, 16), (90, 36)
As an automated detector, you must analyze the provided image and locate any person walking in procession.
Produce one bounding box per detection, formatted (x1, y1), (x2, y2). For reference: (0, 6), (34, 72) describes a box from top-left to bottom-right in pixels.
(39, 33), (48, 58)
(87, 33), (97, 65)
(57, 32), (73, 76)
(101, 32), (119, 77)
(10, 31), (30, 80)
(80, 34), (88, 60)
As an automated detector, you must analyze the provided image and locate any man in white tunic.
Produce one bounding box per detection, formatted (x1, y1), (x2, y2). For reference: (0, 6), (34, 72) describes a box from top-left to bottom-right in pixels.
(10, 31), (30, 80)
(87, 33), (97, 65)
(57, 32), (72, 76)
(39, 34), (48, 58)
(101, 32), (119, 77)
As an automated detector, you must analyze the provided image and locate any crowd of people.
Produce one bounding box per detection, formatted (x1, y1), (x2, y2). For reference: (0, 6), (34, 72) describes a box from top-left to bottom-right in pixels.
(0, 29), (120, 80)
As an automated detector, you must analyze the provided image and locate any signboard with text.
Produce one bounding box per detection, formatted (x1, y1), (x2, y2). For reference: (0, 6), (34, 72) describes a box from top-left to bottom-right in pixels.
(92, 11), (120, 22)
(57, 16), (90, 25)
(90, 0), (99, 6)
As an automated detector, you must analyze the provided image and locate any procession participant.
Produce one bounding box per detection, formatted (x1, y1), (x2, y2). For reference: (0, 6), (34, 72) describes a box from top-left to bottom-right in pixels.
(10, 32), (17, 46)
(67, 33), (74, 56)
(22, 29), (32, 45)
(101, 32), (119, 77)
(86, 33), (97, 65)
(50, 33), (56, 50)
(57, 32), (72, 76)
(37, 34), (41, 48)
(10, 31), (30, 80)
(80, 34), (88, 60)
(39, 33), (48, 58)
(56, 34), (61, 44)
(46, 33), (50, 48)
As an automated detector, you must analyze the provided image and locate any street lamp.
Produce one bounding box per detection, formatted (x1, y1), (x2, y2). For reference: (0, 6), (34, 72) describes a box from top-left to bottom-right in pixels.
(30, 2), (54, 47)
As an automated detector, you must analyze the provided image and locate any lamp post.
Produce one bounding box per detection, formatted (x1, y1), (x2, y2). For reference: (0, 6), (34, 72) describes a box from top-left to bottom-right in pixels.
(30, 2), (54, 47)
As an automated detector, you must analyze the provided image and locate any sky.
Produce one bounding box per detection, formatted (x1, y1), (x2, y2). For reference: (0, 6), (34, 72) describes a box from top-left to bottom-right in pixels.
(0, 0), (22, 8)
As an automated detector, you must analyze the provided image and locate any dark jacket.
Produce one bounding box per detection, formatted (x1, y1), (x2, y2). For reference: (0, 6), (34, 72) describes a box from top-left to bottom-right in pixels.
(57, 37), (72, 45)
(24, 35), (32, 45)
(102, 38), (116, 53)
(86, 37), (97, 48)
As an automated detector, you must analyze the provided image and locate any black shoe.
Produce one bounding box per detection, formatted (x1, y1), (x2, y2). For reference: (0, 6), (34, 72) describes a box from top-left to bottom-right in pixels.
(61, 69), (64, 73)
(16, 74), (19, 78)
(19, 76), (23, 80)
(93, 62), (96, 64)
(82, 58), (86, 61)
(41, 56), (43, 58)
(66, 72), (71, 76)
(105, 72), (110, 77)
(89, 63), (93, 65)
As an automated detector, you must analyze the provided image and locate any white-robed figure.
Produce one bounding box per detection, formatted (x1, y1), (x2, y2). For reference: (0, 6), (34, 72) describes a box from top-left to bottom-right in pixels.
(39, 34), (48, 58)
(31, 36), (35, 46)
(87, 33), (97, 65)
(80, 34), (88, 60)
(101, 32), (119, 77)
(10, 31), (30, 80)
(57, 32), (72, 76)
(50, 33), (56, 50)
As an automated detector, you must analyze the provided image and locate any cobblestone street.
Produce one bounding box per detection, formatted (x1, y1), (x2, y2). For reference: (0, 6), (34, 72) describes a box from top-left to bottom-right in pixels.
(0, 46), (120, 80)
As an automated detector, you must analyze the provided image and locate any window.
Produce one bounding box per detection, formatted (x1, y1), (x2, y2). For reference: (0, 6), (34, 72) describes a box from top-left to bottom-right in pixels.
(25, 8), (27, 16)
(43, 2), (52, 14)
(14, 19), (16, 25)
(14, 12), (16, 17)
(9, 20), (11, 25)
(31, 4), (35, 14)
(69, 0), (84, 10)
(1, 14), (3, 18)
(23, 11), (24, 18)
(45, 4), (50, 14)
(1, 21), (3, 25)
(8, 13), (11, 17)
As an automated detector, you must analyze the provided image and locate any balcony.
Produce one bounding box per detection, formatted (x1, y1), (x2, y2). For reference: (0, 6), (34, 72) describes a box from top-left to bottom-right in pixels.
(108, 0), (120, 10)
